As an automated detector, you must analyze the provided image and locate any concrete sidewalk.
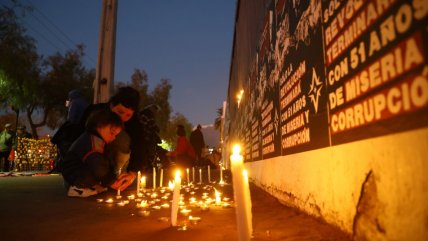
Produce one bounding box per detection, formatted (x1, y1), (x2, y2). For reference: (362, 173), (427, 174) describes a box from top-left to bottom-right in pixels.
(0, 173), (351, 241)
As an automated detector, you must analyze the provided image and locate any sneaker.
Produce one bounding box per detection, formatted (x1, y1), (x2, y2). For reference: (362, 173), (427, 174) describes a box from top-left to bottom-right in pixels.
(93, 184), (108, 194)
(67, 186), (98, 198)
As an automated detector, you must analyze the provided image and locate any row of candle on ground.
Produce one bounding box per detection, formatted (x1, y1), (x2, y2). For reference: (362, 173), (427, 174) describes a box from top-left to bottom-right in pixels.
(136, 165), (225, 192)
(100, 186), (232, 210)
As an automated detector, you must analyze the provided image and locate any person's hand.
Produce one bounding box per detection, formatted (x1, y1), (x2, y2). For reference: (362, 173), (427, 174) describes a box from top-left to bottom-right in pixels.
(110, 171), (136, 191)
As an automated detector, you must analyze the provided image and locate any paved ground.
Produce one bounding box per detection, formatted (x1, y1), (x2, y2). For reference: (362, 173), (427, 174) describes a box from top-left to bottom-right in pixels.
(0, 171), (351, 241)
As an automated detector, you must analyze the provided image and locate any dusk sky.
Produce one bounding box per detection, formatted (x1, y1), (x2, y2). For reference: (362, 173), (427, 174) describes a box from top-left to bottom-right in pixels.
(11, 0), (236, 127)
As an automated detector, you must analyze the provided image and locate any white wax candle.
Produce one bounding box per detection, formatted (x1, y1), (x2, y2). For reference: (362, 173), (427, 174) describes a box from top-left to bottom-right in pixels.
(199, 168), (202, 184)
(219, 164), (224, 184)
(186, 168), (190, 184)
(171, 170), (181, 226)
(160, 169), (164, 187)
(208, 165), (211, 183)
(137, 171), (141, 195)
(153, 167), (156, 189)
(192, 167), (195, 183)
(141, 176), (146, 190)
(230, 144), (252, 241)
(243, 170), (253, 236)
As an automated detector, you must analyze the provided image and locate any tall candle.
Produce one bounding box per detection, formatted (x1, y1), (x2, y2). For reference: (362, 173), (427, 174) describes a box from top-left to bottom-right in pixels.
(153, 167), (156, 189)
(186, 168), (190, 184)
(219, 164), (224, 184)
(199, 168), (202, 184)
(160, 169), (164, 187)
(171, 170), (181, 226)
(141, 176), (146, 190)
(243, 170), (253, 236)
(230, 144), (252, 241)
(208, 165), (211, 183)
(137, 171), (141, 194)
(192, 167), (195, 183)
(117, 168), (122, 197)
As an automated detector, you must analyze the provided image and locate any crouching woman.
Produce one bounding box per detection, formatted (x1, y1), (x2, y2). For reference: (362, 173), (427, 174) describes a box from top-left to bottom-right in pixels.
(62, 109), (123, 197)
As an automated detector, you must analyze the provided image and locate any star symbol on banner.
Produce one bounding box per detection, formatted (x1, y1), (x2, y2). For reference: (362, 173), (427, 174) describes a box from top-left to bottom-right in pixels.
(274, 108), (279, 134)
(308, 67), (323, 113)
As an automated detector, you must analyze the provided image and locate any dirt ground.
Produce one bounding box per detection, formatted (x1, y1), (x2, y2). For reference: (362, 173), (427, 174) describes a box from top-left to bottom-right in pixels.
(0, 172), (351, 241)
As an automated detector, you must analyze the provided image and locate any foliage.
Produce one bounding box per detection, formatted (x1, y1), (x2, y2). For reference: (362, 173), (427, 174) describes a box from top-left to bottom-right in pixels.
(0, 2), (40, 111)
(214, 106), (223, 131)
(0, 2), (94, 138)
(38, 45), (94, 130)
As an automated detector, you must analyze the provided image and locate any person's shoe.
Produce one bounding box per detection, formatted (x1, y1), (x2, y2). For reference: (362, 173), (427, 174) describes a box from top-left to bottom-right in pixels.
(67, 186), (98, 198)
(93, 184), (108, 194)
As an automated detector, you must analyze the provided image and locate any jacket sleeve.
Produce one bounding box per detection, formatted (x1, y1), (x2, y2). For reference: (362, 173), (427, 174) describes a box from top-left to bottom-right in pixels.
(125, 116), (151, 173)
(85, 152), (116, 186)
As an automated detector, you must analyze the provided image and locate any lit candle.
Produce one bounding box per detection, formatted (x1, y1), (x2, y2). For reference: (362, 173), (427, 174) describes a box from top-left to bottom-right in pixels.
(199, 168), (202, 184)
(160, 169), (164, 187)
(243, 170), (253, 236)
(219, 164), (224, 184)
(153, 167), (156, 189)
(230, 144), (252, 241)
(215, 189), (221, 205)
(192, 167), (195, 183)
(117, 168), (122, 197)
(171, 170), (181, 226)
(137, 171), (141, 195)
(208, 165), (211, 183)
(141, 176), (146, 190)
(186, 168), (190, 184)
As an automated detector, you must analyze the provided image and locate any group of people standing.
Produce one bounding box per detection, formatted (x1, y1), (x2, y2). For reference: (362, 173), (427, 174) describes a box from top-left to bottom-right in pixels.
(53, 86), (206, 198)
(0, 123), (32, 172)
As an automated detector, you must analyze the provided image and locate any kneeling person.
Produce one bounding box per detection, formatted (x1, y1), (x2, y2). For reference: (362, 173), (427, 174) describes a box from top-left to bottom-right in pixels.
(62, 109), (123, 197)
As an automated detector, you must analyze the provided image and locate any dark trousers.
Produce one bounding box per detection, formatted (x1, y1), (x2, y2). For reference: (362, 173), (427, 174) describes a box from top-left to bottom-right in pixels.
(0, 151), (10, 172)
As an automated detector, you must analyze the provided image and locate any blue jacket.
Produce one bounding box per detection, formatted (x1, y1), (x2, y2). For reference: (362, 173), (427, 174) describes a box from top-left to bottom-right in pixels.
(62, 130), (116, 187)
(67, 90), (89, 124)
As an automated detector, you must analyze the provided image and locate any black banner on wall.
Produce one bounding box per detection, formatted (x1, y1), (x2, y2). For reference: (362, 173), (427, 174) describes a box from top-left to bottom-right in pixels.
(229, 0), (428, 162)
(276, 0), (330, 155)
(323, 0), (428, 144)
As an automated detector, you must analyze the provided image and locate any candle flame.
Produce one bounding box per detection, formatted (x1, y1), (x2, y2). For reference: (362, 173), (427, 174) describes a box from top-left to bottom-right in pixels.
(168, 180), (175, 190)
(175, 170), (181, 178)
(232, 144), (241, 155)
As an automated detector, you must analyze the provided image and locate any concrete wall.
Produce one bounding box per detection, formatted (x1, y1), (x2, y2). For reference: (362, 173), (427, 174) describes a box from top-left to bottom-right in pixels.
(246, 127), (428, 240)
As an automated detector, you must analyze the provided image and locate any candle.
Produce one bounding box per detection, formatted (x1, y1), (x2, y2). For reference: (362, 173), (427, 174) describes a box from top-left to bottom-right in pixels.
(208, 165), (211, 183)
(137, 171), (141, 194)
(243, 170), (253, 236)
(192, 167), (195, 183)
(230, 144), (252, 241)
(219, 164), (224, 184)
(171, 170), (181, 226)
(199, 168), (202, 184)
(117, 168), (122, 197)
(189, 216), (201, 224)
(186, 168), (190, 184)
(180, 208), (191, 216)
(153, 167), (156, 189)
(160, 169), (164, 187)
(215, 189), (221, 205)
(141, 176), (146, 190)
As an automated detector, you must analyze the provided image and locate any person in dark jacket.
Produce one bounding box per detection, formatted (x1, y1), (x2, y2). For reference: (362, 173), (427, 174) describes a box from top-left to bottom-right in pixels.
(67, 89), (89, 124)
(190, 124), (205, 166)
(62, 109), (123, 197)
(78, 86), (148, 191)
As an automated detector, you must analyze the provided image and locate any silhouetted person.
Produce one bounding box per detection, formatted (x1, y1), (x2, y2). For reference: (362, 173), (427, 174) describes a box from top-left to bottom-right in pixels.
(190, 124), (205, 166)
